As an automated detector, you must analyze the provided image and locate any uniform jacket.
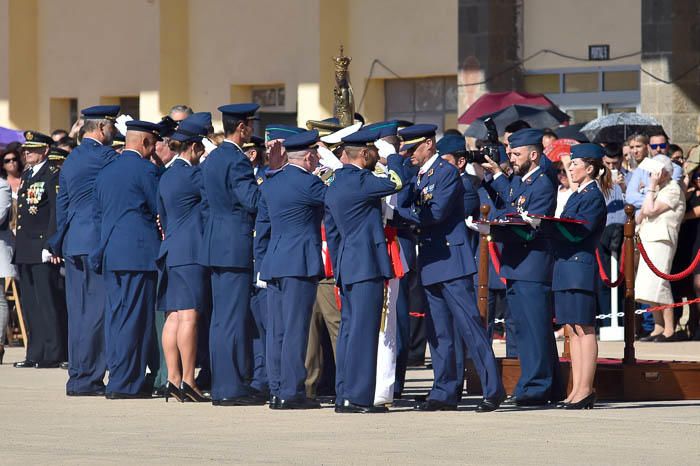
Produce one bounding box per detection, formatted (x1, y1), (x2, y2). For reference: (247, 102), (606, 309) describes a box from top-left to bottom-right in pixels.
(92, 149), (161, 272)
(396, 156), (476, 286)
(325, 154), (406, 286)
(199, 140), (259, 268)
(488, 166), (556, 283)
(258, 164), (326, 280)
(552, 181), (607, 292)
(50, 137), (117, 256)
(386, 156), (419, 271)
(253, 166), (271, 280)
(14, 161), (60, 264)
(461, 173), (481, 255)
(157, 158), (207, 267)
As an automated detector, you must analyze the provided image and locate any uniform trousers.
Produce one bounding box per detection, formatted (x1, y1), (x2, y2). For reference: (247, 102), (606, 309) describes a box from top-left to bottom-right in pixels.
(266, 276), (318, 400)
(209, 267), (253, 400)
(506, 279), (563, 402)
(305, 277), (340, 398)
(336, 277), (384, 407)
(424, 276), (503, 404)
(250, 286), (269, 393)
(17, 263), (67, 364)
(104, 270), (157, 395)
(65, 255), (106, 393)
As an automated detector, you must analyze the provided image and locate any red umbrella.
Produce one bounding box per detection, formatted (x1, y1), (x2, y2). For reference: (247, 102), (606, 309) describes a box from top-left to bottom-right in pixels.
(544, 138), (580, 163)
(459, 91), (558, 125)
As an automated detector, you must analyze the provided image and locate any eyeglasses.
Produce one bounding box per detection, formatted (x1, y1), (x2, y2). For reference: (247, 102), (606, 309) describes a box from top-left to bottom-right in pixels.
(650, 143), (668, 150)
(3, 158), (18, 164)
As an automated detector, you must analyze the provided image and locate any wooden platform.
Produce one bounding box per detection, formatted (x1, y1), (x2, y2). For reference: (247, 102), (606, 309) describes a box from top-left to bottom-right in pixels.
(465, 357), (700, 401)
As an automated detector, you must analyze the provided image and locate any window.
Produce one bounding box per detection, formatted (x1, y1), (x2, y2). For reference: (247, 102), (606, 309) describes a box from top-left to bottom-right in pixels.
(563, 72), (598, 93)
(119, 97), (140, 119)
(524, 74), (560, 94)
(385, 76), (457, 133)
(252, 86), (285, 108)
(603, 71), (639, 91)
(568, 109), (599, 124)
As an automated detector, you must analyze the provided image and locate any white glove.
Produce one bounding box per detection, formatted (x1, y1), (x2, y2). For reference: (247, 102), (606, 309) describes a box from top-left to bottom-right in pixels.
(202, 137), (218, 155)
(41, 249), (53, 263)
(318, 146), (343, 170)
(520, 211), (541, 229)
(255, 272), (267, 289)
(115, 114), (133, 138)
(465, 217), (490, 235)
(374, 139), (396, 158)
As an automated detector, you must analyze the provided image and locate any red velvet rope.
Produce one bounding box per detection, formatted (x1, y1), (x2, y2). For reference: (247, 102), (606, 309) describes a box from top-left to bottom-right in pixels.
(595, 247), (625, 288)
(488, 242), (507, 285)
(645, 297), (700, 313)
(637, 237), (700, 281)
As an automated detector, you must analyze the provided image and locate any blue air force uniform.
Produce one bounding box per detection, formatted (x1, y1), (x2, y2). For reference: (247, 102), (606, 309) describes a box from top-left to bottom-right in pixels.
(249, 125), (305, 396)
(51, 106), (119, 394)
(487, 128), (563, 403)
(552, 144), (607, 326)
(92, 121), (162, 396)
(324, 129), (407, 408)
(257, 130), (326, 403)
(395, 125), (504, 406)
(199, 103), (261, 401)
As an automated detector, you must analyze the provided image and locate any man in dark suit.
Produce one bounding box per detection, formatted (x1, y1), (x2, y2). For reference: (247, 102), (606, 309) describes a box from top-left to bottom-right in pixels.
(325, 127), (407, 413)
(395, 124), (505, 413)
(199, 103), (266, 406)
(49, 105), (119, 396)
(257, 129), (327, 409)
(13, 131), (67, 369)
(92, 120), (162, 398)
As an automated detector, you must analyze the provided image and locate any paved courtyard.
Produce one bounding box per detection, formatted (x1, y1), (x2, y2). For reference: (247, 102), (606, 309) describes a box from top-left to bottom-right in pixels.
(2, 342), (699, 465)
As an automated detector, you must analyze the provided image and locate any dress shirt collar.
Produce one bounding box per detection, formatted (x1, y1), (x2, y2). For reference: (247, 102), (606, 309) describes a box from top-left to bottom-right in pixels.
(418, 152), (440, 175)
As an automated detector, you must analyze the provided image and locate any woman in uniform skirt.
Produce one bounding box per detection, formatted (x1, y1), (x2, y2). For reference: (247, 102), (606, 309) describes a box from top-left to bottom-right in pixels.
(156, 113), (212, 402)
(552, 143), (609, 409)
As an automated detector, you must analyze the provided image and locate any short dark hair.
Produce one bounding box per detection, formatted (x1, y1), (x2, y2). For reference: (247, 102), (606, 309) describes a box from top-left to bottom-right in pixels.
(56, 136), (77, 149)
(51, 129), (68, 138)
(505, 120), (531, 134)
(647, 129), (668, 140)
(542, 128), (558, 139)
(443, 128), (463, 137)
(604, 142), (623, 158)
(222, 115), (245, 136)
(668, 144), (682, 155)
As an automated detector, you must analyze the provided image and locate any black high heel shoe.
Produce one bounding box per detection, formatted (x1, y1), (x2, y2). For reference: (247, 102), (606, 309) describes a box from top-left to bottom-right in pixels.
(181, 381), (210, 402)
(564, 392), (596, 410)
(164, 381), (185, 403)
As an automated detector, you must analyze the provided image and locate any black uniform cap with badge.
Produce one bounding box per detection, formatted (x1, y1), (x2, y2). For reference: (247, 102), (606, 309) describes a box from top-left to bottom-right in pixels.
(21, 130), (53, 150)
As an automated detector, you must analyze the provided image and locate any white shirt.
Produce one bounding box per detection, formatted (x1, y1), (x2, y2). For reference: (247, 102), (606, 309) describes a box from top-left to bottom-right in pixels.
(577, 179), (596, 193)
(224, 139), (243, 152)
(521, 165), (540, 182)
(169, 155), (191, 167)
(418, 152), (441, 176)
(30, 160), (47, 178)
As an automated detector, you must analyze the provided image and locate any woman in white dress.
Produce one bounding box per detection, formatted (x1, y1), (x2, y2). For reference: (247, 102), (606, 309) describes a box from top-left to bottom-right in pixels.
(635, 155), (686, 342)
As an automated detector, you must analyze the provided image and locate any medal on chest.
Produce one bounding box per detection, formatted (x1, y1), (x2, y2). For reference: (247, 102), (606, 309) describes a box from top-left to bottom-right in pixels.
(26, 182), (45, 213)
(421, 183), (435, 203)
(516, 195), (526, 212)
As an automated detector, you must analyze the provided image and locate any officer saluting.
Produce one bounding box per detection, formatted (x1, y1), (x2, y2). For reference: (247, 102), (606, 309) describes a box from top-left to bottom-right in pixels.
(200, 103), (266, 406)
(50, 105), (120, 396)
(325, 127), (407, 414)
(13, 131), (67, 369)
(258, 129), (326, 410)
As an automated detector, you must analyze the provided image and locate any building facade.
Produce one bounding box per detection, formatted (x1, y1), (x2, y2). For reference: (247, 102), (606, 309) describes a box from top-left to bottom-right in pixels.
(1, 0), (698, 146)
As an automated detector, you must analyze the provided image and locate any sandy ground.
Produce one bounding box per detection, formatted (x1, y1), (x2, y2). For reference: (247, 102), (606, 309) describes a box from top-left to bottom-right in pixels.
(2, 342), (700, 465)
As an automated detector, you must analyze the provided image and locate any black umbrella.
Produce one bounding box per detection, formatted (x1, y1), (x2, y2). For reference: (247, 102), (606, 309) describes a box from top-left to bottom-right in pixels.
(581, 113), (663, 143)
(554, 122), (589, 142)
(464, 104), (570, 139)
